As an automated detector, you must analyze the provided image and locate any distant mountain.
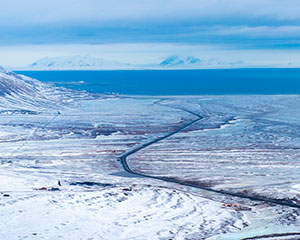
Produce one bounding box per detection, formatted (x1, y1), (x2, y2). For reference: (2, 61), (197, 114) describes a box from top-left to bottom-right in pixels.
(160, 56), (185, 67)
(185, 56), (202, 65)
(159, 56), (205, 68)
(160, 56), (202, 67)
(24, 55), (245, 70)
(159, 56), (244, 69)
(28, 55), (130, 70)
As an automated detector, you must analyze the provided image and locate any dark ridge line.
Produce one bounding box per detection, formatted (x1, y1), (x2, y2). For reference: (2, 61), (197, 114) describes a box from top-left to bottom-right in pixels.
(119, 105), (300, 210)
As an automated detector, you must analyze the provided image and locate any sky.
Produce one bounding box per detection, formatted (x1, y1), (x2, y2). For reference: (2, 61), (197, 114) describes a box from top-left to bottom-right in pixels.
(1, 0), (300, 68)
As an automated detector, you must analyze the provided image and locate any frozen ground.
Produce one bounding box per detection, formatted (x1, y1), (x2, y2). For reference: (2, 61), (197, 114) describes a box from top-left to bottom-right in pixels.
(0, 68), (300, 239)
(128, 96), (300, 200)
(0, 96), (249, 240)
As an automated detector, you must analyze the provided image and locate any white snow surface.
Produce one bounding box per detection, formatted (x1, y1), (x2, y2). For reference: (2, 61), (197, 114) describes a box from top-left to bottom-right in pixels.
(0, 166), (246, 240)
(1, 67), (300, 239)
(0, 66), (89, 111)
(0, 67), (248, 239)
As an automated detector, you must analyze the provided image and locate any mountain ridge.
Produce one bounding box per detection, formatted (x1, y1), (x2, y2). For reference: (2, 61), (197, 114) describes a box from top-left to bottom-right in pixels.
(28, 55), (130, 70)
(21, 55), (245, 70)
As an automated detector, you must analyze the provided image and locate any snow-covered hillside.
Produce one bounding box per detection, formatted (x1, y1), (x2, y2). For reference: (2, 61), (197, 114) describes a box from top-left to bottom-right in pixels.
(0, 66), (43, 96)
(0, 66), (86, 110)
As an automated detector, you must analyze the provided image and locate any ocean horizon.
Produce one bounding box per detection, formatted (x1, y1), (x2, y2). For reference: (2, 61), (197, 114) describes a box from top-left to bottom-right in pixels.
(16, 68), (300, 95)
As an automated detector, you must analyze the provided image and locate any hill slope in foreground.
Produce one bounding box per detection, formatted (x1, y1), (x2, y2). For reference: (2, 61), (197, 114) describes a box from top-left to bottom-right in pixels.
(0, 67), (299, 240)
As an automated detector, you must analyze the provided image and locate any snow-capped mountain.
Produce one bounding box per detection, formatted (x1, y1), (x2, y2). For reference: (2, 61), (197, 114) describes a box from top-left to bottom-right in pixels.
(30, 55), (104, 69)
(160, 56), (185, 67)
(24, 55), (245, 70)
(28, 55), (130, 70)
(185, 56), (202, 65)
(159, 56), (244, 69)
(159, 56), (202, 68)
(0, 66), (79, 110)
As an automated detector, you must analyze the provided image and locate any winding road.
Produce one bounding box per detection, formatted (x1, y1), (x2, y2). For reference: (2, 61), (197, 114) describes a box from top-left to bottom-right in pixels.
(119, 103), (300, 209)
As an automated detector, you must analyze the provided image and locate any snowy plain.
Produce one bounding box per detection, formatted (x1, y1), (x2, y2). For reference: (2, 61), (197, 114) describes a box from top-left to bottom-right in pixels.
(0, 67), (300, 239)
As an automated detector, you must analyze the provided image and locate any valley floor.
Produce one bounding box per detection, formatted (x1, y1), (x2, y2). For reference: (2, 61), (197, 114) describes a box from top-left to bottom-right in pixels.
(1, 95), (300, 240)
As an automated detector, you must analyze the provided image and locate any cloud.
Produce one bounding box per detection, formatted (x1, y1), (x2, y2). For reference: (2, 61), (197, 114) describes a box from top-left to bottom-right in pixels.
(1, 0), (300, 27)
(1, 0), (300, 66)
(214, 26), (300, 38)
(1, 43), (300, 68)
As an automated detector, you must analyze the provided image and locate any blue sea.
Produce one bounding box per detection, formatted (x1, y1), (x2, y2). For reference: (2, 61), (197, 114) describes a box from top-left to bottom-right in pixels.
(16, 69), (300, 95)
